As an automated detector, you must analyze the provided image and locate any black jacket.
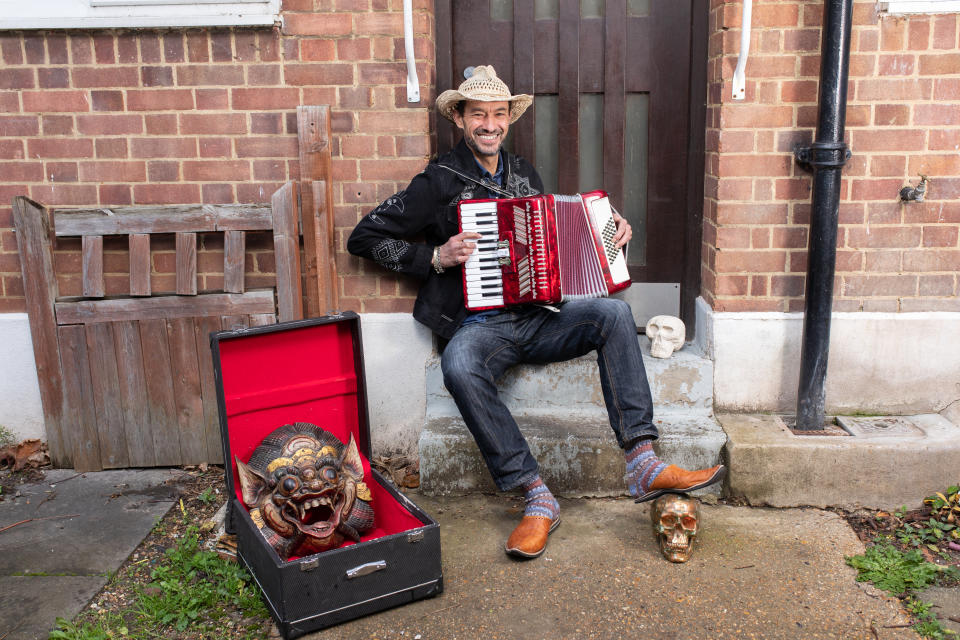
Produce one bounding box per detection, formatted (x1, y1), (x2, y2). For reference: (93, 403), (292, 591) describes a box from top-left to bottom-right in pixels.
(347, 139), (544, 339)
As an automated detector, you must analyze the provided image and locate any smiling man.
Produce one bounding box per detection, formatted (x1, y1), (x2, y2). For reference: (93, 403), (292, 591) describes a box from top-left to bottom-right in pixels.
(347, 66), (724, 559)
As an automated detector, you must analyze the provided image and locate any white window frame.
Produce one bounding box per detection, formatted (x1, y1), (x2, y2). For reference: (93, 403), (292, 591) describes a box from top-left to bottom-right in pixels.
(879, 0), (960, 14)
(0, 0), (280, 30)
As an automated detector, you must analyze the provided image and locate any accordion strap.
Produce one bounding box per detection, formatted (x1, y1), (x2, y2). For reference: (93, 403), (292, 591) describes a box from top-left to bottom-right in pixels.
(437, 163), (513, 198)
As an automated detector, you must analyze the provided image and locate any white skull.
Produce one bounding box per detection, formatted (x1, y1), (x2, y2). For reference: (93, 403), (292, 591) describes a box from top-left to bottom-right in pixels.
(645, 315), (685, 359)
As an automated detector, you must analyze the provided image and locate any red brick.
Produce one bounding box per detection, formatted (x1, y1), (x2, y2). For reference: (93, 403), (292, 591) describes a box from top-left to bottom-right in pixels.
(880, 15), (907, 50)
(163, 34), (184, 62)
(145, 114), (178, 135)
(196, 89), (230, 110)
(336, 38), (371, 61)
(0, 162), (43, 182)
(714, 250), (786, 273)
(847, 225), (921, 248)
(0, 36), (23, 65)
(844, 275), (918, 297)
(93, 34), (115, 64)
(182, 160), (250, 181)
(27, 138), (94, 159)
(40, 116), (72, 138)
(211, 33), (233, 62)
(356, 110), (429, 134)
(903, 249), (960, 271)
(851, 129), (925, 152)
(909, 154), (960, 176)
(918, 53), (960, 75)
(0, 68), (35, 90)
(850, 178), (906, 201)
(251, 113), (283, 134)
(908, 16), (931, 50)
(923, 225), (959, 248)
(713, 298), (782, 312)
(201, 183), (234, 203)
(925, 178), (960, 200)
(857, 27), (879, 52)
(99, 184), (132, 204)
(878, 53), (915, 76)
(905, 202), (960, 223)
(258, 32), (281, 62)
(117, 35), (138, 64)
(874, 104), (909, 126)
(234, 32), (258, 62)
(934, 78), (960, 101)
(79, 161), (147, 182)
(179, 113), (247, 135)
(187, 32), (210, 62)
(719, 105), (793, 128)
(176, 65), (244, 86)
(302, 87), (338, 106)
(929, 129), (960, 151)
(130, 137), (198, 158)
(140, 35), (161, 63)
(22, 91), (90, 112)
(132, 183), (200, 204)
(91, 90), (124, 112)
(715, 178), (753, 201)
(127, 89), (194, 111)
(30, 184), (97, 205)
(23, 35), (44, 64)
(0, 140), (24, 159)
(396, 135), (429, 157)
(142, 66), (174, 87)
(914, 104), (960, 126)
(70, 34), (93, 64)
(864, 250), (902, 273)
(235, 136), (298, 157)
(253, 159), (285, 181)
(199, 138), (231, 158)
(780, 80), (817, 103)
(771, 226), (807, 249)
(77, 114), (143, 136)
(248, 65), (282, 86)
(753, 3), (799, 28)
(147, 161), (178, 181)
(301, 39), (337, 61)
(282, 13), (353, 36)
(232, 88), (299, 110)
(870, 155), (906, 177)
(918, 275), (955, 296)
(72, 66), (139, 88)
(775, 178), (812, 200)
(932, 14), (958, 49)
(95, 139), (128, 159)
(0, 116), (39, 136)
(284, 63), (354, 86)
(718, 154), (792, 178)
(857, 78), (932, 101)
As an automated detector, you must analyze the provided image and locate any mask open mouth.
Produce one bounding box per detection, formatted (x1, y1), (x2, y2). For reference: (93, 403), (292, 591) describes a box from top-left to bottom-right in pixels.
(283, 493), (344, 540)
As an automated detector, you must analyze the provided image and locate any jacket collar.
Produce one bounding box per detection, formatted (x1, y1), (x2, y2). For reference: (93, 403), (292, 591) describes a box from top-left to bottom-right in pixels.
(449, 138), (513, 192)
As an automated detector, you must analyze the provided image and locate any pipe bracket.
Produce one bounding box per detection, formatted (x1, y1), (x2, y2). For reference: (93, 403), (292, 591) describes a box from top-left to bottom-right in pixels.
(793, 141), (851, 172)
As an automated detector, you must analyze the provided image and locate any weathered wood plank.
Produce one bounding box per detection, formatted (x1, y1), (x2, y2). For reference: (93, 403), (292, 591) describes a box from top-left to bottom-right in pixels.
(194, 316), (224, 464)
(312, 180), (339, 314)
(81, 235), (105, 298)
(13, 197), (68, 466)
(604, 0), (627, 208)
(85, 322), (130, 468)
(297, 105), (334, 318)
(52, 205), (272, 237)
(223, 230), (246, 294)
(56, 290), (276, 324)
(249, 314), (276, 326)
(176, 232), (197, 295)
(166, 317), (206, 465)
(139, 319), (182, 465)
(221, 315), (249, 331)
(129, 234), (151, 296)
(58, 325), (100, 471)
(557, 0), (580, 193)
(272, 181), (303, 322)
(112, 320), (155, 468)
(512, 0), (536, 164)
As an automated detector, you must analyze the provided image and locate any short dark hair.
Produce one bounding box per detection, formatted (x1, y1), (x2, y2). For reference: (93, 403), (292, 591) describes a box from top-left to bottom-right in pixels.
(455, 100), (466, 116)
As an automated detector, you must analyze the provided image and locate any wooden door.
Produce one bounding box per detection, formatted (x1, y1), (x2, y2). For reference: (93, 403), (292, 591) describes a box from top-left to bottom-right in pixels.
(436, 0), (708, 327)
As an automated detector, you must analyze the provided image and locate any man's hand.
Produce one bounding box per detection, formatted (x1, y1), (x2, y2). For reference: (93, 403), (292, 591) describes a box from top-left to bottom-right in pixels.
(438, 232), (483, 268)
(612, 211), (632, 248)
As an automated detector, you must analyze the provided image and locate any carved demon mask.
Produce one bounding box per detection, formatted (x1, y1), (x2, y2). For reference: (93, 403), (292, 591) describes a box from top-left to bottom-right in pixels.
(650, 493), (700, 563)
(236, 422), (374, 559)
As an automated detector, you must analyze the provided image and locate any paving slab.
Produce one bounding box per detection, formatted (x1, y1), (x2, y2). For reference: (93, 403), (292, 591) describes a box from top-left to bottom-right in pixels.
(302, 493), (918, 640)
(720, 412), (960, 510)
(0, 468), (188, 640)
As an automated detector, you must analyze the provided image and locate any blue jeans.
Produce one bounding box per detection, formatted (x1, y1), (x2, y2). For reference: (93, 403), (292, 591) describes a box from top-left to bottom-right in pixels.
(440, 298), (657, 491)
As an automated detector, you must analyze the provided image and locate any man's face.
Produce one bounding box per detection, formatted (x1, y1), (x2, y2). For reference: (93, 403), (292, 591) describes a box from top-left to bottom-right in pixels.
(453, 100), (511, 160)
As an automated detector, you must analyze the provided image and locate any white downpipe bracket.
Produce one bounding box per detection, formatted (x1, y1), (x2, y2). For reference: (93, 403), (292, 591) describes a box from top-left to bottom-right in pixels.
(731, 0), (752, 100)
(403, 0), (420, 103)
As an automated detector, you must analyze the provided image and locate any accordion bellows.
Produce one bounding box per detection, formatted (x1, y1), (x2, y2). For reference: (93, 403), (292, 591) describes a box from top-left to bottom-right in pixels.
(459, 190), (632, 311)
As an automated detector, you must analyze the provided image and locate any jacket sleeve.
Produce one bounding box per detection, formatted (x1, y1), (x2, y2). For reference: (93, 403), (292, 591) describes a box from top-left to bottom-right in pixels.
(346, 170), (442, 280)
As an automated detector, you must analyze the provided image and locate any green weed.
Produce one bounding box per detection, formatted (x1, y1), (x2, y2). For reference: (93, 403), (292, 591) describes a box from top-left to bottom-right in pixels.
(847, 542), (943, 595)
(0, 424), (16, 447)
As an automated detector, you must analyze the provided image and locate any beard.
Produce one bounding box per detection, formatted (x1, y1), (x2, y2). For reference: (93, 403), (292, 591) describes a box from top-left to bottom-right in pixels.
(464, 127), (503, 158)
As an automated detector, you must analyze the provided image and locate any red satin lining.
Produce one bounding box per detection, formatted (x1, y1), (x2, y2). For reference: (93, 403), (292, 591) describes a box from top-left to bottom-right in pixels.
(217, 321), (425, 557)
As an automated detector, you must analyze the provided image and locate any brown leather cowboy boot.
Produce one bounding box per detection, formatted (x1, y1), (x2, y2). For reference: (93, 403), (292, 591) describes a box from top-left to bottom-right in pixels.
(504, 515), (560, 558)
(633, 464), (726, 503)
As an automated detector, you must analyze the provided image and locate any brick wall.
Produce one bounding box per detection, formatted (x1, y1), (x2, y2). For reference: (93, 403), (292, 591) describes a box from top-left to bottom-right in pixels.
(0, 0), (435, 313)
(704, 0), (960, 313)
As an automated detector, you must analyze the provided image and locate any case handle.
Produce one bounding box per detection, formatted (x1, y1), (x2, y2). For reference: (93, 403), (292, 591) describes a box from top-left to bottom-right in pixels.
(346, 560), (387, 579)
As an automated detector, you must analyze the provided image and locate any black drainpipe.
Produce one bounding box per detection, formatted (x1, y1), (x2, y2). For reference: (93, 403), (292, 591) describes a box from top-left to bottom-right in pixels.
(792, 0), (854, 430)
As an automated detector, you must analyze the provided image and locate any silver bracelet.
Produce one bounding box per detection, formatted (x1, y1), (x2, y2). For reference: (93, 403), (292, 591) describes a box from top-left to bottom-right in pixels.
(432, 246), (445, 274)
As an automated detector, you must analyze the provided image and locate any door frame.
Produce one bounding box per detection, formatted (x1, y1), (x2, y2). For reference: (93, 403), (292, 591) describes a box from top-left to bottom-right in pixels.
(433, 0), (708, 336)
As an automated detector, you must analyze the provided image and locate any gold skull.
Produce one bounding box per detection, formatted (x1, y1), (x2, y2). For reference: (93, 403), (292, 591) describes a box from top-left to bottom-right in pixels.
(650, 493), (700, 563)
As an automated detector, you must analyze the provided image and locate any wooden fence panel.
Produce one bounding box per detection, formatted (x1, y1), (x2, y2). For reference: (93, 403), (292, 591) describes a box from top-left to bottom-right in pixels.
(140, 318), (182, 466)
(113, 320), (155, 468)
(57, 325), (100, 472)
(85, 322), (129, 468)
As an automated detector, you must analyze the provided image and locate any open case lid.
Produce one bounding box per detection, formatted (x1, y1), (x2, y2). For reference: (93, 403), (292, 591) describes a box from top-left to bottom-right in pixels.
(211, 313), (423, 547)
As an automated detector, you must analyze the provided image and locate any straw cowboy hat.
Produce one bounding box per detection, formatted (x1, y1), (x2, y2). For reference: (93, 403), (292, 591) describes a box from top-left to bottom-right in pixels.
(436, 65), (533, 124)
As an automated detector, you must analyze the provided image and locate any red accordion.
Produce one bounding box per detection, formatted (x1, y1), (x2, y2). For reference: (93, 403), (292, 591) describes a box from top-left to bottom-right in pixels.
(458, 190), (631, 311)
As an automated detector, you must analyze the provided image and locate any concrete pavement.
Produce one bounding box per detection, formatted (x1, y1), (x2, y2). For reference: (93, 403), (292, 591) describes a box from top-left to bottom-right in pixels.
(0, 467), (923, 640)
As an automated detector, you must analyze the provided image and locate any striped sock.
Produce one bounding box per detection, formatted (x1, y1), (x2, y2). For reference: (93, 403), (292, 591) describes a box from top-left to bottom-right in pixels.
(522, 476), (559, 520)
(625, 438), (668, 498)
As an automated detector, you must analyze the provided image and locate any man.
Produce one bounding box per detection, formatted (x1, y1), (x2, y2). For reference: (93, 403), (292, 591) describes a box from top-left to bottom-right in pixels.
(348, 65), (724, 559)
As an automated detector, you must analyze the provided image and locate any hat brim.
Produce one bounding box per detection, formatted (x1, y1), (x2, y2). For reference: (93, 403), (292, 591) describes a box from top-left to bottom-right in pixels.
(436, 90), (533, 125)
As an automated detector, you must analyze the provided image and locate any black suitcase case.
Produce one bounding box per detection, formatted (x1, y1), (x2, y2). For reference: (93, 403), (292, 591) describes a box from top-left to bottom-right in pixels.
(211, 313), (443, 638)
